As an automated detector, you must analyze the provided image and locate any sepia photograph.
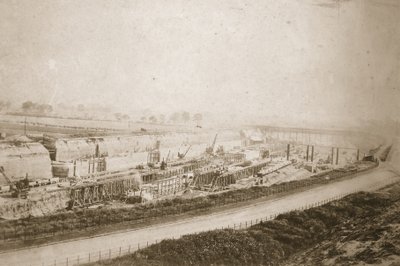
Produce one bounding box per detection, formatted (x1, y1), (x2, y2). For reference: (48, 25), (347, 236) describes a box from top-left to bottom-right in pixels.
(0, 0), (399, 265)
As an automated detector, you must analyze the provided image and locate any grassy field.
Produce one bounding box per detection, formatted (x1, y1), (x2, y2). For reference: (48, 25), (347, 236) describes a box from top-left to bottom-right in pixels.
(87, 180), (400, 266)
(0, 114), (192, 136)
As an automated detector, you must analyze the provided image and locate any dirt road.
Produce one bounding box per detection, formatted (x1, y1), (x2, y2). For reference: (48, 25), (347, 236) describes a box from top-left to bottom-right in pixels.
(1, 167), (399, 266)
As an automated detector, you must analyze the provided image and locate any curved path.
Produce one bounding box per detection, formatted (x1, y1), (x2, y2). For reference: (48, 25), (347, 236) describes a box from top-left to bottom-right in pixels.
(1, 167), (399, 266)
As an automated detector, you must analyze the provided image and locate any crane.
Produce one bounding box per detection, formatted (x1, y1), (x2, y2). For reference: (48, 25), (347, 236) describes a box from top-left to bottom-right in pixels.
(160, 150), (171, 170)
(0, 166), (12, 185)
(0, 166), (29, 198)
(147, 140), (161, 168)
(178, 145), (191, 159)
(206, 134), (218, 155)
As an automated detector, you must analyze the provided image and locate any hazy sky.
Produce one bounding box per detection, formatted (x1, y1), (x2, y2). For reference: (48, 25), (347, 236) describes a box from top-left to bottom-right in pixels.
(0, 0), (399, 125)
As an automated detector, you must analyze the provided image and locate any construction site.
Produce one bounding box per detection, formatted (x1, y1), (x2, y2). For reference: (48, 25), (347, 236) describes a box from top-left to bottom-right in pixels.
(0, 123), (383, 220)
(1, 0), (399, 264)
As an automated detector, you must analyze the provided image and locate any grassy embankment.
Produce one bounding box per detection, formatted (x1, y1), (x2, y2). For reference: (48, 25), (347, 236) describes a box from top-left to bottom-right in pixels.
(88, 181), (400, 266)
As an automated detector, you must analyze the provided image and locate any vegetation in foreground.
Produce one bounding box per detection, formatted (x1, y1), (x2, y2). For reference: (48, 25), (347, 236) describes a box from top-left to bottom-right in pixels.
(0, 163), (375, 245)
(88, 183), (400, 266)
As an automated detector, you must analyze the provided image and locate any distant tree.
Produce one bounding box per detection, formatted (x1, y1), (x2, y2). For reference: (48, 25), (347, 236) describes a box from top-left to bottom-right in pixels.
(0, 101), (11, 111)
(38, 104), (53, 114)
(57, 103), (66, 109)
(77, 104), (85, 112)
(169, 112), (181, 123)
(158, 114), (166, 124)
(193, 113), (203, 124)
(22, 101), (34, 112)
(114, 113), (122, 120)
(182, 112), (191, 123)
(21, 101), (52, 114)
(149, 116), (158, 123)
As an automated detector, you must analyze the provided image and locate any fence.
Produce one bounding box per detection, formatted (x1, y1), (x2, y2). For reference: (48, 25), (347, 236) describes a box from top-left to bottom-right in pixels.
(0, 162), (378, 243)
(37, 173), (400, 266)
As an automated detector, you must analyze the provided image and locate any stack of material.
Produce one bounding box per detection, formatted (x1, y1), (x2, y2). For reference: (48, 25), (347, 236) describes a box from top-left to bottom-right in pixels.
(49, 136), (158, 162)
(52, 158), (106, 178)
(97, 135), (159, 156)
(51, 161), (74, 178)
(0, 142), (52, 182)
(46, 131), (241, 163)
(105, 156), (135, 172)
(53, 139), (97, 161)
(97, 137), (137, 156)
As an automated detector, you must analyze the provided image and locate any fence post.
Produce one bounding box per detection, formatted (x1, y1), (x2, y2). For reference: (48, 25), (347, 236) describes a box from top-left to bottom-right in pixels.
(66, 257), (69, 266)
(147, 241), (148, 247)
(119, 246), (122, 256)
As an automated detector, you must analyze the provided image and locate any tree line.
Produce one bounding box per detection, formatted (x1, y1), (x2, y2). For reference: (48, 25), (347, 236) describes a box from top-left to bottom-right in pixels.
(140, 112), (203, 125)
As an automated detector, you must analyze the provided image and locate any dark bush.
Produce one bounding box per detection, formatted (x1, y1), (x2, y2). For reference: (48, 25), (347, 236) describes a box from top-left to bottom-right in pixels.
(94, 190), (393, 266)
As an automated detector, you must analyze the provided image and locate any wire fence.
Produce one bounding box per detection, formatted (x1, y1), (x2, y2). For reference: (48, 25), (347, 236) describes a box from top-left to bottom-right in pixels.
(0, 163), (378, 244)
(36, 174), (399, 266)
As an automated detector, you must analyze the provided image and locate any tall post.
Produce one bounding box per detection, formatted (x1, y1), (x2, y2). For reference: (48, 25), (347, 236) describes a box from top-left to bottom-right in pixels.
(311, 146), (314, 162)
(336, 148), (339, 165)
(24, 116), (27, 135)
(331, 147), (334, 165)
(306, 145), (309, 161)
(286, 144), (290, 161)
(357, 149), (360, 161)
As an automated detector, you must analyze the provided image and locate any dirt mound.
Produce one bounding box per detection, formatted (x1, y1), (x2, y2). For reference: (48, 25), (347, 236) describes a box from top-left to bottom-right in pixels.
(0, 190), (69, 219)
